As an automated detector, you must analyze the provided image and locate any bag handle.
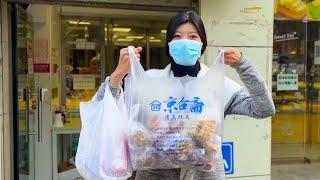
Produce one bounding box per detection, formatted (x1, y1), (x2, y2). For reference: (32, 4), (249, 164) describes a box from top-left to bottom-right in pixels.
(210, 50), (225, 69)
(128, 46), (145, 78)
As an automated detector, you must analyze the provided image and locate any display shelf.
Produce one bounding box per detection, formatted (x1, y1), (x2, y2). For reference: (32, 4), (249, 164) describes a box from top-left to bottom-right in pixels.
(272, 87), (307, 90)
(65, 74), (101, 78)
(273, 93), (306, 96)
(66, 41), (96, 50)
(68, 48), (96, 50)
(66, 108), (80, 112)
(274, 109), (307, 114)
(272, 53), (304, 58)
(272, 75), (306, 79)
(311, 82), (320, 89)
(273, 100), (305, 104)
(310, 76), (320, 80)
(272, 89), (306, 93)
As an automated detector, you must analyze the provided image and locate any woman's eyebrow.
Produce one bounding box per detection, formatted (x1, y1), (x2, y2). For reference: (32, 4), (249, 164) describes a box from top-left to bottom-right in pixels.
(175, 31), (198, 34)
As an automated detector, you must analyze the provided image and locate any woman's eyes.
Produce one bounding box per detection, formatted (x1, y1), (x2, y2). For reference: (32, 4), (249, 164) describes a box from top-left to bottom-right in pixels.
(190, 34), (200, 39)
(173, 34), (199, 39)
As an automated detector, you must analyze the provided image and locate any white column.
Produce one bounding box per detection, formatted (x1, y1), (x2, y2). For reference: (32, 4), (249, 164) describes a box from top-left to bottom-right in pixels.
(200, 0), (274, 179)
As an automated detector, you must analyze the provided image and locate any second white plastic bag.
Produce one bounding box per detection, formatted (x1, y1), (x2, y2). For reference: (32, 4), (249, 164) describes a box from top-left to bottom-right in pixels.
(76, 83), (132, 180)
(99, 88), (132, 180)
(76, 84), (106, 180)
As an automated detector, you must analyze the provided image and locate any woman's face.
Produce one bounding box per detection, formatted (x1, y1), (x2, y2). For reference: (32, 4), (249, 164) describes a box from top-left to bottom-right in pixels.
(172, 22), (202, 43)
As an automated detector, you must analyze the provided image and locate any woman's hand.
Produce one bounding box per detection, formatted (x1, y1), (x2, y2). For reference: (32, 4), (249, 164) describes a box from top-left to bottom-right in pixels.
(220, 48), (242, 66)
(110, 46), (143, 84)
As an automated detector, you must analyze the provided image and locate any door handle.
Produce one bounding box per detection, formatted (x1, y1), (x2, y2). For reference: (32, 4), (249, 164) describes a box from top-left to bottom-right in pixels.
(37, 86), (42, 142)
(23, 88), (30, 143)
(29, 90), (38, 137)
(37, 87), (48, 142)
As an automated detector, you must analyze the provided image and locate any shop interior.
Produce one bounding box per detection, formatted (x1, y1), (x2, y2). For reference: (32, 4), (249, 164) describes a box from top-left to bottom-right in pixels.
(62, 13), (171, 130)
(272, 20), (320, 163)
(13, 3), (185, 179)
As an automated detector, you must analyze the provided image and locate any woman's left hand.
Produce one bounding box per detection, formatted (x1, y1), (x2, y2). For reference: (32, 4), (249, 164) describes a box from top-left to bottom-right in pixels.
(220, 48), (242, 66)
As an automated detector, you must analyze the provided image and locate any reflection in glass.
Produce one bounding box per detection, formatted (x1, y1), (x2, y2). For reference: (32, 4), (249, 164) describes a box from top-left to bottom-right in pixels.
(63, 18), (102, 122)
(272, 20), (320, 162)
(272, 21), (307, 160)
(16, 6), (35, 179)
(306, 22), (320, 161)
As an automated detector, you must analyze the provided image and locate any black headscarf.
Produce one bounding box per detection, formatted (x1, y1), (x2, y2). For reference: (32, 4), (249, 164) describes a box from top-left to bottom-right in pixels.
(171, 60), (200, 77)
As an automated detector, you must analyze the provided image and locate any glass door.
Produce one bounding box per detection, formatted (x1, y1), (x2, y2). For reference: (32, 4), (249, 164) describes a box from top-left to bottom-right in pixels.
(12, 4), (36, 179)
(306, 22), (320, 161)
(148, 24), (170, 69)
(272, 20), (320, 163)
(111, 19), (148, 69)
(109, 19), (170, 71)
(272, 20), (308, 161)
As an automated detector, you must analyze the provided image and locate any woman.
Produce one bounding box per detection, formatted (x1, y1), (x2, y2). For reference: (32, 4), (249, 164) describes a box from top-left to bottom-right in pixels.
(101, 11), (275, 180)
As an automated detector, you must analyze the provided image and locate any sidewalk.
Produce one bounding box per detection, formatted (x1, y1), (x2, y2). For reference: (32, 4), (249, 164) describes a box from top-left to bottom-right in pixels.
(272, 163), (320, 180)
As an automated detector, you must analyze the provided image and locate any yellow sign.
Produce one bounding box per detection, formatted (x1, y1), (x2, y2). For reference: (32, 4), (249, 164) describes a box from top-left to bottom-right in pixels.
(275, 0), (320, 20)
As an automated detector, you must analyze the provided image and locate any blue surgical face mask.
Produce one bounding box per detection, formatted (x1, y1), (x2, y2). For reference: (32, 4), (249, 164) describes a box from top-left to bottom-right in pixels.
(168, 39), (203, 66)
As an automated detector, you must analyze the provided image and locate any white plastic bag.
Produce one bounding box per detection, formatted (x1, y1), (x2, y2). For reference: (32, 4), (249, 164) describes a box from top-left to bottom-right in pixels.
(99, 89), (132, 179)
(75, 84), (106, 180)
(76, 83), (132, 179)
(125, 46), (225, 171)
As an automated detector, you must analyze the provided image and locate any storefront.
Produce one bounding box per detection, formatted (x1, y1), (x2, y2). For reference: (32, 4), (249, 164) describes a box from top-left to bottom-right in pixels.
(0, 1), (287, 180)
(272, 0), (320, 163)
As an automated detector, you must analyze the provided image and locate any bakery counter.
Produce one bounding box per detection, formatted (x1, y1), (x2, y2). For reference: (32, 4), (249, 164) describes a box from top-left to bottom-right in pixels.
(52, 121), (81, 180)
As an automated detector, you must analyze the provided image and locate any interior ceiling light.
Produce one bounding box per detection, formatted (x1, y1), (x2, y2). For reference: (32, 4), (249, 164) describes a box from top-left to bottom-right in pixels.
(69, 20), (91, 25)
(113, 28), (131, 32)
(117, 38), (134, 42)
(79, 22), (91, 25)
(161, 29), (167, 34)
(126, 36), (144, 39)
(150, 39), (161, 42)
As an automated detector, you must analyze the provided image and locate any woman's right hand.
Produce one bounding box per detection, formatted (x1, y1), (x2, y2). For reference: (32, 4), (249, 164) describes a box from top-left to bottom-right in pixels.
(110, 46), (143, 85)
